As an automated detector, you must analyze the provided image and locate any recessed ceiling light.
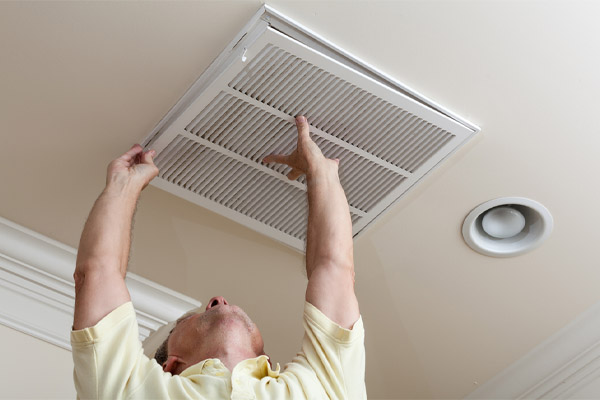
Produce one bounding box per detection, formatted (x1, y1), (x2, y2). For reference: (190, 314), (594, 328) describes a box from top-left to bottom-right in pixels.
(482, 206), (526, 239)
(462, 197), (553, 257)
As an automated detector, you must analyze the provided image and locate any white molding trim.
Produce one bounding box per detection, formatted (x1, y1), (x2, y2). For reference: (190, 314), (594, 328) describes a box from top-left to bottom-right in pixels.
(466, 300), (600, 399)
(0, 216), (202, 352)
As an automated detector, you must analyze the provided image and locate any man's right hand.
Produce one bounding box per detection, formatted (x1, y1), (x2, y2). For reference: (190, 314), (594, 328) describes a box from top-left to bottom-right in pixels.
(262, 116), (339, 181)
(262, 115), (359, 330)
(106, 144), (159, 192)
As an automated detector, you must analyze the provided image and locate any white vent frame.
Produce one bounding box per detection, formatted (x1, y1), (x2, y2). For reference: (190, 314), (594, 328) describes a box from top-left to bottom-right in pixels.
(142, 5), (480, 252)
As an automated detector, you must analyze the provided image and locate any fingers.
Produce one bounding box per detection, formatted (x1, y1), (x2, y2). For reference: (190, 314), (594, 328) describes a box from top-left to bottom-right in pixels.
(142, 149), (157, 165)
(137, 150), (159, 188)
(263, 116), (309, 166)
(120, 144), (144, 162)
(295, 115), (310, 141)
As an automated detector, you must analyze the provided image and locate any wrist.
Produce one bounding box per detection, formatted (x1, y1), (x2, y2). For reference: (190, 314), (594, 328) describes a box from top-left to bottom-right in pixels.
(307, 161), (339, 183)
(103, 180), (142, 202)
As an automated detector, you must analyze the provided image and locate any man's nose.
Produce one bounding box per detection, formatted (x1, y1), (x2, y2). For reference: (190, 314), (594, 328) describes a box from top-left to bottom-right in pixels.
(206, 296), (228, 310)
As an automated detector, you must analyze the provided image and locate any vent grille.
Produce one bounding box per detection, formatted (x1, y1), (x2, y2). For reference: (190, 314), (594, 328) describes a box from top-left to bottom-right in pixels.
(185, 91), (407, 213)
(155, 135), (310, 240)
(142, 20), (478, 252)
(229, 44), (455, 173)
(155, 135), (362, 242)
(186, 92), (298, 168)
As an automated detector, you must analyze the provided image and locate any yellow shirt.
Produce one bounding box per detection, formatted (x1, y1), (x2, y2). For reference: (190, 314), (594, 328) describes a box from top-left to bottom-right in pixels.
(71, 301), (366, 399)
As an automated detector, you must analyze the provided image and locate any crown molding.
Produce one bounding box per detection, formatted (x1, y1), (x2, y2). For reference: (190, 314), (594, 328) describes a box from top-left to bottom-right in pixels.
(466, 300), (600, 399)
(0, 216), (202, 351)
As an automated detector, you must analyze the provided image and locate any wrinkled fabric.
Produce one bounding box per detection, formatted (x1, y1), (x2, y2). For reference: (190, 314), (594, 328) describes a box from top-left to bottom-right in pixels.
(71, 301), (366, 400)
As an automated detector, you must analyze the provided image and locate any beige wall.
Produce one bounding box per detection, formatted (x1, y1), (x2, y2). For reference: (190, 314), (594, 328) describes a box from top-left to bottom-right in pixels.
(0, 324), (75, 399)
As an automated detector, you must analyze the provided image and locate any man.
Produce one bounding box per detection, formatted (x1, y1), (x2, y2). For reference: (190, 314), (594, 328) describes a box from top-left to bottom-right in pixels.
(71, 116), (366, 399)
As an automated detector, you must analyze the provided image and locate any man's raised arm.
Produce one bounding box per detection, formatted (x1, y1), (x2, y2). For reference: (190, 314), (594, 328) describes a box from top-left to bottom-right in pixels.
(73, 144), (158, 330)
(264, 116), (359, 329)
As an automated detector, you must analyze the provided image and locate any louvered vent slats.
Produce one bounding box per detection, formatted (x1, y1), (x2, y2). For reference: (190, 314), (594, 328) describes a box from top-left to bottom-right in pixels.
(184, 92), (407, 213)
(156, 136), (310, 241)
(144, 20), (477, 252)
(229, 44), (457, 174)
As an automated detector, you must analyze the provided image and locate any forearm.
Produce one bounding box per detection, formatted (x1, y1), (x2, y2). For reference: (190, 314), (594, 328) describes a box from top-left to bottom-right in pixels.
(305, 165), (353, 278)
(75, 183), (140, 279)
(265, 116), (358, 327)
(73, 145), (157, 330)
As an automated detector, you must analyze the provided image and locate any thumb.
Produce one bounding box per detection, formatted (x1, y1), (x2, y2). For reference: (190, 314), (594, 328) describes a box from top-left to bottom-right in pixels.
(286, 168), (303, 181)
(331, 158), (340, 173)
(263, 153), (289, 165)
(142, 150), (157, 165)
(137, 150), (159, 188)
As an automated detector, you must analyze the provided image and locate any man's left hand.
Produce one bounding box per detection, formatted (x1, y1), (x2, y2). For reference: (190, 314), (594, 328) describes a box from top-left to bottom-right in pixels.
(106, 144), (158, 192)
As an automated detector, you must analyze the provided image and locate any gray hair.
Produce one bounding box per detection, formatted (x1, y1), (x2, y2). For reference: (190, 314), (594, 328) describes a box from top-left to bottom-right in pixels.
(154, 308), (201, 366)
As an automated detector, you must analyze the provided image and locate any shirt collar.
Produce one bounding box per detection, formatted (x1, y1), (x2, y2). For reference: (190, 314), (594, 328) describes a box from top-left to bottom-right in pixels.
(180, 355), (280, 379)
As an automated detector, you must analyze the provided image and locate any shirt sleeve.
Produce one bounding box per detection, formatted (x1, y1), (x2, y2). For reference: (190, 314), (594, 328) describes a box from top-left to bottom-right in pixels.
(70, 302), (163, 399)
(285, 301), (367, 400)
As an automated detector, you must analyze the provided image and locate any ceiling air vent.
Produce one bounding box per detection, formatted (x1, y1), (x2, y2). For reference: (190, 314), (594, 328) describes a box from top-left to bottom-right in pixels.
(142, 5), (480, 252)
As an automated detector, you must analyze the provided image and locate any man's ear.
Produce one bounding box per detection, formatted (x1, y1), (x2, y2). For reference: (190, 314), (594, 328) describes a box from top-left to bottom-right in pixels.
(162, 355), (182, 374)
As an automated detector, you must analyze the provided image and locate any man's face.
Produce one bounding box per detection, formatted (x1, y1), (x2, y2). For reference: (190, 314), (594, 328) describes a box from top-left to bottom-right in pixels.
(164, 296), (264, 375)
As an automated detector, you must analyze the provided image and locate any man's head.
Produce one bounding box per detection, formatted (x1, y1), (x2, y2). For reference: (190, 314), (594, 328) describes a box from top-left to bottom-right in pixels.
(154, 296), (264, 375)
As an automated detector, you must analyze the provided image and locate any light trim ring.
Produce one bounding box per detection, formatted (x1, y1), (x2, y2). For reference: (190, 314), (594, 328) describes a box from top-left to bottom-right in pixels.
(462, 197), (553, 257)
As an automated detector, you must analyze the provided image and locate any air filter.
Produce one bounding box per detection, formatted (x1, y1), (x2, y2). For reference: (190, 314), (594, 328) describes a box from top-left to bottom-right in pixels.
(142, 5), (480, 252)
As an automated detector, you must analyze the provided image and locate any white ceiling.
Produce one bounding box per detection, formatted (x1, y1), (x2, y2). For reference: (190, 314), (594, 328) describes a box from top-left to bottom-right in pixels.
(1, 1), (599, 398)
